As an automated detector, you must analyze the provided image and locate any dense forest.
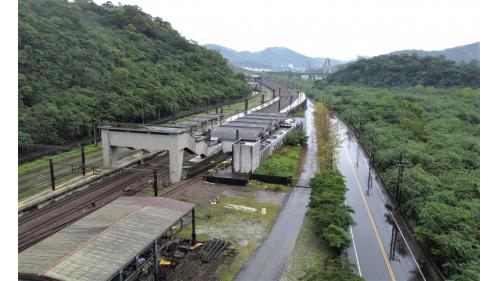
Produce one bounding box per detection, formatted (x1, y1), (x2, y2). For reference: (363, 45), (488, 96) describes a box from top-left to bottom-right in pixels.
(19, 0), (250, 145)
(265, 55), (480, 280)
(326, 54), (479, 88)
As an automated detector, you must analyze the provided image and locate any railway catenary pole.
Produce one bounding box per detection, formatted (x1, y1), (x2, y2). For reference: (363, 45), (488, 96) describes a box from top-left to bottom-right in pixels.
(141, 103), (145, 124)
(153, 168), (158, 197)
(49, 159), (56, 191)
(80, 144), (86, 176)
(172, 104), (176, 124)
(93, 123), (97, 145)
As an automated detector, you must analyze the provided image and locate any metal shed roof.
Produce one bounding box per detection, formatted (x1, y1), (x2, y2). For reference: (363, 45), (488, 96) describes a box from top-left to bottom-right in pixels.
(100, 123), (188, 135)
(225, 121), (272, 131)
(19, 197), (195, 281)
(212, 126), (266, 141)
(235, 117), (279, 127)
(243, 114), (286, 123)
(249, 112), (287, 118)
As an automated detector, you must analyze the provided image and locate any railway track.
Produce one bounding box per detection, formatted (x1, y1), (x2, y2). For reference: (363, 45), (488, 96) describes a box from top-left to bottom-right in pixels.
(160, 174), (204, 197)
(18, 153), (169, 252)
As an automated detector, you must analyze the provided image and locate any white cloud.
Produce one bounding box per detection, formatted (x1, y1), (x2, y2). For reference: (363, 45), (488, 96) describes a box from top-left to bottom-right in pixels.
(97, 0), (480, 61)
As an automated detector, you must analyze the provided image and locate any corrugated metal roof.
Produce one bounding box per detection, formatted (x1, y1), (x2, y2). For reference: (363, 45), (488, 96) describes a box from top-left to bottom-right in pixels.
(101, 123), (187, 135)
(19, 197), (195, 281)
(212, 126), (265, 141)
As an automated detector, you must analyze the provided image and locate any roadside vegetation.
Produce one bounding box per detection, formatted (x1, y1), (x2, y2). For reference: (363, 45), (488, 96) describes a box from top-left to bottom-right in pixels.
(19, 0), (250, 145)
(314, 102), (336, 170)
(269, 53), (480, 280)
(281, 99), (360, 281)
(301, 171), (362, 281)
(253, 129), (306, 177)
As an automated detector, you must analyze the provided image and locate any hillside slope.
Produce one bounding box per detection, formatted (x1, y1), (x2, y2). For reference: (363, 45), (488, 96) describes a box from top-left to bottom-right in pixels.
(326, 54), (479, 88)
(19, 0), (250, 145)
(390, 42), (480, 62)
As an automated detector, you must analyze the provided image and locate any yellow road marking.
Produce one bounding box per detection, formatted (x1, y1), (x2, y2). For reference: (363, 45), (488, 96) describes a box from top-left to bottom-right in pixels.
(346, 149), (397, 281)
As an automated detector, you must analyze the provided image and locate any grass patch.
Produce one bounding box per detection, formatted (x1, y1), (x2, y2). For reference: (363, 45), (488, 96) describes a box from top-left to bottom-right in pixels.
(178, 195), (282, 281)
(247, 180), (289, 192)
(292, 107), (305, 117)
(279, 215), (330, 281)
(254, 145), (302, 177)
(18, 143), (102, 174)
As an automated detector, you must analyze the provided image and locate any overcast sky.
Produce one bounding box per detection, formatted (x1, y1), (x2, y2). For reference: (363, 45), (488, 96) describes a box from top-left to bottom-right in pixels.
(98, 0), (480, 61)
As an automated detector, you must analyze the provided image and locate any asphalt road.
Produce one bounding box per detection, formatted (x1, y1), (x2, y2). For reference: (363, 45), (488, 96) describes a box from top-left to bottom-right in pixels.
(235, 100), (317, 281)
(334, 117), (429, 281)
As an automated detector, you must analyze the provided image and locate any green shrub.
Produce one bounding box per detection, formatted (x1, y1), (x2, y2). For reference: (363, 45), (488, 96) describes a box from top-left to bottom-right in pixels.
(285, 128), (308, 146)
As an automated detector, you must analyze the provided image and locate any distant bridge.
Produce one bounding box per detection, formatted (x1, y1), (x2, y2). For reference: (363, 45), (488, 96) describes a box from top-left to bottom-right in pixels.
(264, 58), (333, 79)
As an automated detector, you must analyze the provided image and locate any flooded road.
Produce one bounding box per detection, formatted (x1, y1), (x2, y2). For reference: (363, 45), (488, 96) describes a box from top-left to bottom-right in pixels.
(334, 116), (430, 281)
(235, 100), (317, 281)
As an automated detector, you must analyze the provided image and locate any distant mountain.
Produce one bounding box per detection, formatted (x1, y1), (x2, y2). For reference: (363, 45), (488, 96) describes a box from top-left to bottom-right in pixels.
(204, 44), (344, 70)
(390, 42), (479, 62)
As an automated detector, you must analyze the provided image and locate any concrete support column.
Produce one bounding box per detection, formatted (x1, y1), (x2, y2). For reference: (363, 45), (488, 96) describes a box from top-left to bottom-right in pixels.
(102, 131), (113, 169)
(169, 149), (184, 183)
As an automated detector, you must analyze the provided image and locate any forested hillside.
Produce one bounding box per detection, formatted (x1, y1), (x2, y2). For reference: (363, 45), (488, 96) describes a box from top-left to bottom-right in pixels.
(390, 42), (480, 63)
(326, 54), (479, 88)
(266, 61), (480, 280)
(19, 0), (250, 145)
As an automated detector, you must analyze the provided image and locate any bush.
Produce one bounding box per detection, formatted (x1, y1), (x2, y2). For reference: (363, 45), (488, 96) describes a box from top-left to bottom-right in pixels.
(285, 128), (307, 146)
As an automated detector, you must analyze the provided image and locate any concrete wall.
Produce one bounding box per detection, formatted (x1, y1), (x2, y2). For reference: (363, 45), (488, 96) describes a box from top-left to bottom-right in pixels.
(232, 140), (261, 173)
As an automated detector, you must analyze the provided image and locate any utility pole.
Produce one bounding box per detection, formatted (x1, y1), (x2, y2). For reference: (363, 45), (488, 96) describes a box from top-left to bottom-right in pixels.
(394, 151), (409, 209)
(367, 130), (375, 194)
(158, 108), (161, 121)
(389, 223), (398, 260)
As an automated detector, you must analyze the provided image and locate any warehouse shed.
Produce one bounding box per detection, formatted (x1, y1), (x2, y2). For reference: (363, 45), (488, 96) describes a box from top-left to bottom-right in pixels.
(19, 197), (196, 281)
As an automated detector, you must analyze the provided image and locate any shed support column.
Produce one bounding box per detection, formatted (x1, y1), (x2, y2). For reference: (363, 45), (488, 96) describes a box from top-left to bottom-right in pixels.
(169, 149), (184, 183)
(153, 240), (159, 280)
(191, 209), (196, 245)
(102, 131), (118, 169)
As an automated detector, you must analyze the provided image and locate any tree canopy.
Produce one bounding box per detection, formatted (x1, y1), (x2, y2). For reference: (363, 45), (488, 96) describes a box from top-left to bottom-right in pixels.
(326, 54), (479, 88)
(19, 0), (250, 145)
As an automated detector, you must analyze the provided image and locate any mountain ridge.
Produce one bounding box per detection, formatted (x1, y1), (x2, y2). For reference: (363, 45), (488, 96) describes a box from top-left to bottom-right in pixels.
(389, 42), (479, 62)
(204, 44), (344, 70)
